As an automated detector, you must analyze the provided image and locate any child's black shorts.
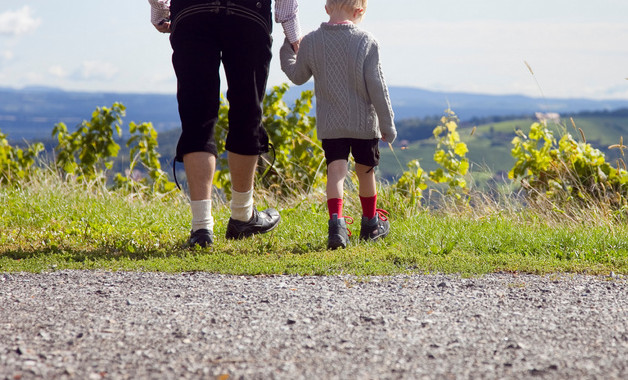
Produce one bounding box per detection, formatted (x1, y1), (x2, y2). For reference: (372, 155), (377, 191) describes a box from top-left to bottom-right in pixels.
(322, 138), (380, 167)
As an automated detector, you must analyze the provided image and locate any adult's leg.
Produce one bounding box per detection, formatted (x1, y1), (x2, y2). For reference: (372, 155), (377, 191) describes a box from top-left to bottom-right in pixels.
(170, 8), (222, 245)
(228, 152), (257, 193)
(221, 0), (273, 168)
(186, 152), (216, 246)
(227, 152), (258, 222)
(184, 152), (216, 201)
(220, 1), (280, 238)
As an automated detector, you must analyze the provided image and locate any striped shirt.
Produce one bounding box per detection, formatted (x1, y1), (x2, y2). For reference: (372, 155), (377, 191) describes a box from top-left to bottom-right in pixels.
(148, 0), (301, 43)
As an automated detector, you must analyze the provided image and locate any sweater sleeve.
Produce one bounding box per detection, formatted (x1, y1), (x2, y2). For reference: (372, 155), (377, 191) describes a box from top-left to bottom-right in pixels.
(280, 37), (312, 86)
(364, 40), (397, 143)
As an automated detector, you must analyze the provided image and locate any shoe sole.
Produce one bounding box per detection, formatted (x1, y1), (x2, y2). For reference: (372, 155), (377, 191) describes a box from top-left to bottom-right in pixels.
(188, 240), (212, 248)
(360, 230), (389, 242)
(225, 217), (280, 240)
(327, 235), (347, 250)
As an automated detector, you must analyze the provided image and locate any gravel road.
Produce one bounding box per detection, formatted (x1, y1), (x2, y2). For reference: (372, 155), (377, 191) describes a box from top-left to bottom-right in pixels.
(0, 271), (626, 379)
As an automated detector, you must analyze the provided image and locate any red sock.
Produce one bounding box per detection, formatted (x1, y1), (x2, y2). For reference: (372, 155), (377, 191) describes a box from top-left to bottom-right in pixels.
(327, 198), (343, 218)
(360, 194), (377, 219)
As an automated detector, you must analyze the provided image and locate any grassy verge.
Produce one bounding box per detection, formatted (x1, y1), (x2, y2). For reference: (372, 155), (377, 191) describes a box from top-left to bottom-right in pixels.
(1, 175), (627, 276)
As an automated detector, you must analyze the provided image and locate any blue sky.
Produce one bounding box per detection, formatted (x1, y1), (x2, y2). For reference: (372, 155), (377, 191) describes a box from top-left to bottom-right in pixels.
(1, 0), (627, 99)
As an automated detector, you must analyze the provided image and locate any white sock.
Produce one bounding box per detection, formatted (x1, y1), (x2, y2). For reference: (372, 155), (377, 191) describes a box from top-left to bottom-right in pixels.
(191, 199), (214, 232)
(230, 188), (254, 222)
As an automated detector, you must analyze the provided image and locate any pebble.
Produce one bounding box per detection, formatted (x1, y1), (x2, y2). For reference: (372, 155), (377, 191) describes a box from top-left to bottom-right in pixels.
(0, 271), (626, 379)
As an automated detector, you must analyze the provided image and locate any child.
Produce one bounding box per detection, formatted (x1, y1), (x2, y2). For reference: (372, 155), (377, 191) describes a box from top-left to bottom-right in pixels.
(280, 0), (397, 249)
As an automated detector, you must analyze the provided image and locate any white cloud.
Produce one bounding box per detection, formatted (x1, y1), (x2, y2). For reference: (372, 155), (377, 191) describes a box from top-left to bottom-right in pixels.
(49, 65), (68, 78)
(1, 50), (14, 61)
(75, 60), (119, 81)
(0, 6), (42, 36)
(24, 71), (44, 83)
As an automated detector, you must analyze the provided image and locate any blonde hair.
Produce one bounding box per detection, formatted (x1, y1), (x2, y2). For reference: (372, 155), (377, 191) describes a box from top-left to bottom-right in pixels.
(326, 0), (367, 14)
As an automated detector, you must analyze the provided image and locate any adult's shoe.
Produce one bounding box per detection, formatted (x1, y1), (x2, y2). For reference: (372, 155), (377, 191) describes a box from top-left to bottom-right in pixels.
(225, 208), (281, 240)
(187, 229), (214, 248)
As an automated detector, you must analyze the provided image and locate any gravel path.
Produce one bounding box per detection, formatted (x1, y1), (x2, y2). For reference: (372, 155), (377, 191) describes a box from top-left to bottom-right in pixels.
(1, 271), (626, 379)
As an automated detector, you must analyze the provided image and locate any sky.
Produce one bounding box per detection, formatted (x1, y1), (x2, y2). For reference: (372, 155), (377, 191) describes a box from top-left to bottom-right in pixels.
(1, 0), (628, 100)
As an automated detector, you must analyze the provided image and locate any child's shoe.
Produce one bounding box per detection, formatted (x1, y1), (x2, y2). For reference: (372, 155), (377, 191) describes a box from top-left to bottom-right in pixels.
(359, 209), (389, 242)
(328, 214), (352, 250)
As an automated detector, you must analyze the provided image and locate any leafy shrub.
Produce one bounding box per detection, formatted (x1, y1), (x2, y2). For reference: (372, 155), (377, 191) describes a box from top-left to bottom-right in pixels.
(509, 121), (628, 207)
(213, 84), (324, 197)
(428, 109), (470, 197)
(390, 109), (470, 205)
(391, 158), (427, 205)
(53, 102), (174, 194)
(0, 130), (43, 184)
(53, 103), (124, 181)
(113, 121), (176, 195)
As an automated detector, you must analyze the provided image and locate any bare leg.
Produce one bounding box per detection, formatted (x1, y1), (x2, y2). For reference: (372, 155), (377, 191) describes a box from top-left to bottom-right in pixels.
(224, 151), (281, 238)
(326, 159), (350, 250)
(228, 151), (258, 193)
(327, 159), (348, 200)
(355, 163), (376, 198)
(183, 152), (216, 201)
(184, 152), (216, 246)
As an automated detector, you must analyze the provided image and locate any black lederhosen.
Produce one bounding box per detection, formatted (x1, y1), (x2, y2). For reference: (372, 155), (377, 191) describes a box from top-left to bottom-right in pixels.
(169, 0), (273, 161)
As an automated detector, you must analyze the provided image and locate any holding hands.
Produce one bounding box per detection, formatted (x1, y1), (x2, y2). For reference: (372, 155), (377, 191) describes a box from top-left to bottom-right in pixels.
(154, 19), (171, 33)
(148, 0), (171, 33)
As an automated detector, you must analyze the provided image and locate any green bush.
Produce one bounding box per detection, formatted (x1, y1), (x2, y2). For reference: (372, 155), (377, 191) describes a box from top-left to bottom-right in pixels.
(509, 121), (628, 207)
(391, 109), (469, 205)
(391, 159), (427, 205)
(52, 102), (175, 194)
(213, 84), (324, 197)
(429, 109), (470, 197)
(0, 130), (43, 184)
(52, 103), (125, 181)
(113, 121), (176, 195)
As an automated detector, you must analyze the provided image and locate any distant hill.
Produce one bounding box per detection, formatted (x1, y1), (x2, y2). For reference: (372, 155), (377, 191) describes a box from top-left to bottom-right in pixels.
(0, 87), (180, 142)
(378, 108), (628, 182)
(286, 83), (628, 120)
(1, 86), (627, 142)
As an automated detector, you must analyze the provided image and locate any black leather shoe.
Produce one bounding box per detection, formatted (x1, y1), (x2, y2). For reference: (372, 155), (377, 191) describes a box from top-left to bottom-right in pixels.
(225, 208), (281, 240)
(187, 229), (214, 248)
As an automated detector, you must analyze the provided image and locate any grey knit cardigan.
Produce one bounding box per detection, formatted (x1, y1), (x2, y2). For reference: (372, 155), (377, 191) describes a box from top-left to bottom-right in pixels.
(280, 23), (397, 143)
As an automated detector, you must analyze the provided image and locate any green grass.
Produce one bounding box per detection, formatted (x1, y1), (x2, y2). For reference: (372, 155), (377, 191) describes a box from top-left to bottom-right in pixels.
(2, 174), (627, 276)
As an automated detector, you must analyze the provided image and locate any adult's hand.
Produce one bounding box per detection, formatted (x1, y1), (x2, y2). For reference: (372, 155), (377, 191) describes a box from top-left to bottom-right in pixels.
(154, 20), (171, 33)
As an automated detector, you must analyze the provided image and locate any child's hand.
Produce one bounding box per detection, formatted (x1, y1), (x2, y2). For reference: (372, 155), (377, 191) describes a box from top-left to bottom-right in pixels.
(381, 130), (397, 144)
(291, 38), (302, 53)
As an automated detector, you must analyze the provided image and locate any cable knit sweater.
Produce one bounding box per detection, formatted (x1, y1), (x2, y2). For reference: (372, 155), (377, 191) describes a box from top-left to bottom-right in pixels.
(280, 23), (396, 143)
